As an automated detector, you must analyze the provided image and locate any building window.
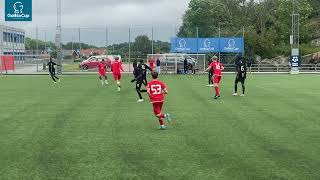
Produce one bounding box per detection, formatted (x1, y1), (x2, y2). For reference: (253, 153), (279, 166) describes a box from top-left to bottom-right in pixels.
(3, 32), (7, 42)
(17, 34), (20, 43)
(14, 33), (17, 43)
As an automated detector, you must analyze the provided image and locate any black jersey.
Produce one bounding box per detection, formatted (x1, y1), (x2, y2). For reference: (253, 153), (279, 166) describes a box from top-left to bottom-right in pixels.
(138, 63), (152, 75)
(133, 66), (144, 81)
(47, 61), (57, 71)
(236, 61), (247, 79)
(208, 59), (213, 73)
(133, 61), (138, 69)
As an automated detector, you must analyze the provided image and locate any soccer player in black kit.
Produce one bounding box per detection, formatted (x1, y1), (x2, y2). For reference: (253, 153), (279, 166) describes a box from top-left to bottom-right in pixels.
(233, 56), (247, 96)
(207, 57), (214, 86)
(47, 57), (61, 83)
(131, 65), (148, 102)
(138, 60), (152, 86)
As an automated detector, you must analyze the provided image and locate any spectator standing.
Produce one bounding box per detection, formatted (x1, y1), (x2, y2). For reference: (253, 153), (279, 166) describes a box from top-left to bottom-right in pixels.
(184, 58), (188, 74)
(156, 58), (161, 74)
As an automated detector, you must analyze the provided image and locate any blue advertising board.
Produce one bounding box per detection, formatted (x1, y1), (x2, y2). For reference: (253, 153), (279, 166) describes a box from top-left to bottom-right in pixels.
(5, 0), (32, 21)
(219, 38), (244, 53)
(197, 38), (220, 53)
(171, 37), (244, 53)
(290, 55), (301, 67)
(170, 38), (198, 53)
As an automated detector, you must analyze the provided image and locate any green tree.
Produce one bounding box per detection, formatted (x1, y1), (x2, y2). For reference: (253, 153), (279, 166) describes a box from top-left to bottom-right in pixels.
(133, 35), (152, 56)
(275, 0), (313, 43)
(178, 0), (317, 58)
(178, 0), (232, 37)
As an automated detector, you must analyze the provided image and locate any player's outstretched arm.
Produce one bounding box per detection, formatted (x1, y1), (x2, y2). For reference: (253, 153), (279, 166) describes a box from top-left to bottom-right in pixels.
(205, 66), (211, 72)
(145, 64), (152, 71)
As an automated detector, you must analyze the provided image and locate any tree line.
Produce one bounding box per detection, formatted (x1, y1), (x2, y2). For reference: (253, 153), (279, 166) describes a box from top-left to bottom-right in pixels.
(178, 0), (320, 59)
(25, 36), (170, 59)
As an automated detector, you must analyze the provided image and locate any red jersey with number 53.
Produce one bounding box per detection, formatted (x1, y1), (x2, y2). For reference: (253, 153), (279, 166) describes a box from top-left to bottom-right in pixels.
(210, 61), (224, 76)
(147, 79), (167, 103)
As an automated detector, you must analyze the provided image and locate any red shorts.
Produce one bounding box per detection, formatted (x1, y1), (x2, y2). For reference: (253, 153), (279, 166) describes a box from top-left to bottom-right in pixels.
(99, 71), (106, 77)
(152, 102), (163, 115)
(113, 74), (121, 81)
(213, 76), (222, 83)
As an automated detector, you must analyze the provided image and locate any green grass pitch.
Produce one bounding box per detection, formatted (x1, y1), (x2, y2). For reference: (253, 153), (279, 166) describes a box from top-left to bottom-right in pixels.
(0, 74), (319, 180)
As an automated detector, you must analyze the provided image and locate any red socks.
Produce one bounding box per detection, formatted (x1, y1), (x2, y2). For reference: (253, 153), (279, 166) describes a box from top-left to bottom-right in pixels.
(159, 114), (165, 119)
(159, 119), (164, 126)
(157, 114), (166, 125)
(215, 87), (220, 96)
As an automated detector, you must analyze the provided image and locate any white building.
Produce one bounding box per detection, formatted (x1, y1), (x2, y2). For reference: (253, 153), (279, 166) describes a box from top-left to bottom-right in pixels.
(0, 25), (26, 60)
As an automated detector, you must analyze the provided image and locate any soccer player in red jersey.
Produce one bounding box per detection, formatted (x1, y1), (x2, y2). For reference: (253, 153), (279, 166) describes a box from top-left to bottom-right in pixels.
(98, 59), (108, 85)
(149, 57), (155, 71)
(205, 56), (224, 99)
(147, 71), (172, 130)
(111, 57), (124, 92)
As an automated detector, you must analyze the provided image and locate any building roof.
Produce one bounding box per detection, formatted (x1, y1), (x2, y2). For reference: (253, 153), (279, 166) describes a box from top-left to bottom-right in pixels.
(80, 49), (107, 55)
(0, 25), (25, 33)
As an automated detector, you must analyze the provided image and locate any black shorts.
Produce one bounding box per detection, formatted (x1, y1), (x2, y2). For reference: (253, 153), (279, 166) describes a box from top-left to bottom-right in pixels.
(49, 69), (56, 75)
(235, 76), (246, 84)
(136, 80), (143, 89)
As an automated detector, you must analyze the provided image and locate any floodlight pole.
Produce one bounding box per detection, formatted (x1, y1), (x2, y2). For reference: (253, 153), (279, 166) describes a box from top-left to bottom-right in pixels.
(36, 27), (39, 72)
(151, 27), (154, 54)
(290, 0), (300, 74)
(242, 26), (245, 57)
(56, 0), (62, 74)
(129, 27), (131, 67)
(291, 0), (299, 50)
(105, 26), (108, 55)
(196, 27), (199, 70)
(44, 30), (47, 51)
(78, 28), (81, 58)
(218, 27), (221, 60)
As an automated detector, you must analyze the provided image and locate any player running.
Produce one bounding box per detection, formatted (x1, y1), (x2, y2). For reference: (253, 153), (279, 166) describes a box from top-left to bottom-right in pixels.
(147, 71), (172, 130)
(47, 57), (61, 84)
(131, 65), (147, 102)
(233, 56), (247, 96)
(205, 56), (224, 99)
(149, 57), (155, 71)
(98, 59), (108, 85)
(138, 60), (152, 86)
(111, 57), (124, 92)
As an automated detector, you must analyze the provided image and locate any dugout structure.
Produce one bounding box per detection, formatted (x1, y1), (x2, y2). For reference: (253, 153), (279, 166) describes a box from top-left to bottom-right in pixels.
(147, 53), (206, 74)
